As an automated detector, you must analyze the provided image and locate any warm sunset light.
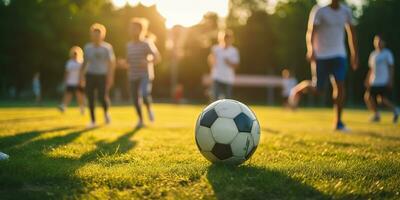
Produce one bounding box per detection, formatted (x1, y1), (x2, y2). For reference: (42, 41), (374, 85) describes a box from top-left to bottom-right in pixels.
(2, 0), (400, 199)
(112, 0), (229, 28)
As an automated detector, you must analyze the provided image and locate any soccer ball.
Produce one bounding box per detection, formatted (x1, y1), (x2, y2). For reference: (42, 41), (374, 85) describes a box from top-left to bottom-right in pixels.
(195, 99), (260, 165)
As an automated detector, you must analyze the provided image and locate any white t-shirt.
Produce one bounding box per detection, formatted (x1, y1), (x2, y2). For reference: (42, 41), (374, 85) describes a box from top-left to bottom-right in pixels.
(211, 45), (240, 84)
(308, 4), (354, 59)
(65, 59), (82, 86)
(368, 48), (394, 86)
(282, 78), (298, 97)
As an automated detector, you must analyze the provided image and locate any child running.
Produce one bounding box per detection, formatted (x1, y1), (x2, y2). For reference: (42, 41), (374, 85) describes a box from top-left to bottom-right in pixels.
(364, 35), (399, 123)
(80, 23), (116, 128)
(208, 30), (240, 101)
(127, 18), (161, 128)
(58, 46), (86, 114)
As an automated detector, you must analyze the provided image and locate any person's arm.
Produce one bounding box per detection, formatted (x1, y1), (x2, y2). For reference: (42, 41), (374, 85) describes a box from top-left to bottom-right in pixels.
(225, 59), (239, 69)
(225, 48), (240, 69)
(364, 69), (371, 88)
(106, 48), (116, 92)
(153, 53), (161, 65)
(151, 44), (161, 65)
(345, 24), (358, 70)
(306, 6), (319, 62)
(306, 25), (317, 62)
(143, 41), (161, 67)
(79, 47), (88, 87)
(387, 51), (395, 88)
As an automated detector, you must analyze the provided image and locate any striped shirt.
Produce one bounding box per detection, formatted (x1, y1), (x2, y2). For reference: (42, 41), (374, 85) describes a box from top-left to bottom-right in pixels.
(126, 40), (159, 80)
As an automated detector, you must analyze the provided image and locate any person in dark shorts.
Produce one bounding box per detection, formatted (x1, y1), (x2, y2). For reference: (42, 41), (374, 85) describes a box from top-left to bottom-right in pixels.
(364, 35), (399, 123)
(80, 23), (116, 128)
(288, 0), (359, 131)
(58, 46), (86, 115)
(127, 18), (161, 128)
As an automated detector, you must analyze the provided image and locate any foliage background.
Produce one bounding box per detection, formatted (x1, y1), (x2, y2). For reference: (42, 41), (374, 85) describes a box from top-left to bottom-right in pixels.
(0, 0), (399, 105)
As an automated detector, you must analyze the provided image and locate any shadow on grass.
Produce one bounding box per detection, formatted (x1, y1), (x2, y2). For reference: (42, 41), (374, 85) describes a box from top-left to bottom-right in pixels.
(207, 164), (329, 200)
(0, 126), (75, 150)
(0, 115), (60, 125)
(0, 126), (141, 199)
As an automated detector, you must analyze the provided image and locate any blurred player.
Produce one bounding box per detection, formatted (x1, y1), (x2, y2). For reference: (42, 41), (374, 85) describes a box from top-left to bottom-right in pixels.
(127, 18), (161, 128)
(208, 30), (240, 101)
(80, 23), (116, 128)
(58, 46), (86, 114)
(32, 72), (41, 104)
(281, 69), (297, 108)
(364, 35), (399, 123)
(289, 0), (358, 131)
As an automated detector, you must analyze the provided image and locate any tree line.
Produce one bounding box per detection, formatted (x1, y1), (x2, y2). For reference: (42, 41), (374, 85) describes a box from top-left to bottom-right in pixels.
(0, 0), (399, 105)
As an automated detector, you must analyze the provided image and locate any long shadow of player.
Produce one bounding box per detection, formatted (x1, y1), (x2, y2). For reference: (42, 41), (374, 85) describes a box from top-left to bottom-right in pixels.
(0, 127), (141, 198)
(79, 127), (141, 161)
(0, 115), (60, 125)
(206, 164), (329, 199)
(0, 126), (75, 150)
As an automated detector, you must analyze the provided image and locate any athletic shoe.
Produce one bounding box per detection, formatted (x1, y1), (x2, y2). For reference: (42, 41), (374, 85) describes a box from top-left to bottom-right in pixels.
(58, 105), (65, 113)
(394, 108), (399, 124)
(148, 110), (155, 122)
(87, 122), (96, 129)
(105, 112), (111, 124)
(369, 114), (381, 123)
(335, 121), (350, 132)
(0, 152), (9, 161)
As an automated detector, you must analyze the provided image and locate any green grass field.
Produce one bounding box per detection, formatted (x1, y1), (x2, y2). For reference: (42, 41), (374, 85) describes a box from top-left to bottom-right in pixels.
(0, 104), (399, 199)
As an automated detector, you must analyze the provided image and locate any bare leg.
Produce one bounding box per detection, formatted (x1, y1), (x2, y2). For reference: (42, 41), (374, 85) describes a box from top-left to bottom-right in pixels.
(364, 91), (377, 113)
(381, 97), (399, 123)
(364, 91), (380, 122)
(62, 92), (73, 107)
(76, 91), (85, 115)
(289, 80), (316, 109)
(332, 81), (344, 125)
(59, 91), (72, 112)
(381, 97), (396, 111)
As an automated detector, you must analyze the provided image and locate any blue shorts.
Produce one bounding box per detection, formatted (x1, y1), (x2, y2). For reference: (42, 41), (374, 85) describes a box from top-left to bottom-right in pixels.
(314, 57), (347, 91)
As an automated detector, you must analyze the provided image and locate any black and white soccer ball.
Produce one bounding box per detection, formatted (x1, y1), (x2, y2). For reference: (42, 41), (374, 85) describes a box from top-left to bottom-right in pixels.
(195, 99), (260, 165)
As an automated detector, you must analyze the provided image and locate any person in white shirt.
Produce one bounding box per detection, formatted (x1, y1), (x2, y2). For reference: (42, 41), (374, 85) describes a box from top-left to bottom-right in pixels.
(208, 30), (240, 101)
(281, 69), (297, 108)
(364, 35), (399, 123)
(288, 0), (358, 131)
(58, 46), (86, 115)
(80, 23), (116, 127)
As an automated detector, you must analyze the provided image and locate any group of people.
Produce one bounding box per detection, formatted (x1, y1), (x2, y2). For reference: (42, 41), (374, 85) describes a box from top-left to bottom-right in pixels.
(57, 0), (397, 132)
(286, 0), (398, 131)
(1, 0), (398, 162)
(58, 18), (160, 129)
(208, 0), (398, 132)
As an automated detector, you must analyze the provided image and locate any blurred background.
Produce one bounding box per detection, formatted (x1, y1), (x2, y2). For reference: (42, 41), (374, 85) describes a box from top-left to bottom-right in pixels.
(0, 0), (399, 106)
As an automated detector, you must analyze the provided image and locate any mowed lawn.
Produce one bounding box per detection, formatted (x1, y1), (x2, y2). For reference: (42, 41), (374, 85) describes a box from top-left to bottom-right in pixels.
(0, 104), (399, 199)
